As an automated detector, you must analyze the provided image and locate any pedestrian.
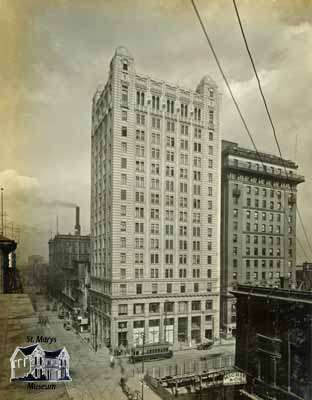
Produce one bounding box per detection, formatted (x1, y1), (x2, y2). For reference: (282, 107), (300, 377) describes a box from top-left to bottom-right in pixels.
(110, 355), (115, 368)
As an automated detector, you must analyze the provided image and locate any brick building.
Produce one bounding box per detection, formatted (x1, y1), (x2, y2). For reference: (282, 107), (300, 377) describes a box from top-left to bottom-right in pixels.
(221, 141), (304, 338)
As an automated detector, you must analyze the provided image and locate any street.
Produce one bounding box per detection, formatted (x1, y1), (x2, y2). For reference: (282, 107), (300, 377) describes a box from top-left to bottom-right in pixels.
(37, 296), (235, 400)
(38, 298), (125, 400)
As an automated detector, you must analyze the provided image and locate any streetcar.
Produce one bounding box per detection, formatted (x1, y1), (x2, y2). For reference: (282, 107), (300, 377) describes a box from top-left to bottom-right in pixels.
(129, 342), (173, 363)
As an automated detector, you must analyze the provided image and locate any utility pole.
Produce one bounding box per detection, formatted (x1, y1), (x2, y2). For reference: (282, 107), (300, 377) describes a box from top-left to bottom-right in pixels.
(288, 329), (291, 392)
(1, 187), (4, 235)
(164, 301), (167, 343)
(3, 212), (7, 236)
(95, 319), (98, 352)
(141, 331), (145, 400)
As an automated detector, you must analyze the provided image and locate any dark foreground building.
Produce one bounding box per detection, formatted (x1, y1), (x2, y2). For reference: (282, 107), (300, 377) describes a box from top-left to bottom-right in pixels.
(0, 234), (22, 293)
(296, 262), (312, 290)
(232, 284), (312, 400)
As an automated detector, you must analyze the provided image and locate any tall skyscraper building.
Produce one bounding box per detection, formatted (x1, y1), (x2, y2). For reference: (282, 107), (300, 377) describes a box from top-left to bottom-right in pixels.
(221, 140), (305, 338)
(90, 47), (221, 350)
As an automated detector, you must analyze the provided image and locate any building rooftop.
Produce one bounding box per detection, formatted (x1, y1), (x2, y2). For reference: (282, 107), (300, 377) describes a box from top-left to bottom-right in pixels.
(49, 233), (90, 242)
(198, 74), (217, 87)
(44, 349), (63, 358)
(94, 48), (220, 107)
(0, 234), (15, 243)
(232, 284), (312, 305)
(222, 140), (298, 169)
(115, 46), (133, 59)
(19, 344), (39, 356)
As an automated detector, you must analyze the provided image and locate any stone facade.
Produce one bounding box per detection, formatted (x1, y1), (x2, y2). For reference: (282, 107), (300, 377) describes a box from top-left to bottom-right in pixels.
(90, 47), (222, 350)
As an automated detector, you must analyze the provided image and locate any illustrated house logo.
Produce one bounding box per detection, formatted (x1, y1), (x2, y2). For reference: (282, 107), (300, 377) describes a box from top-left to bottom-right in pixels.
(10, 343), (71, 382)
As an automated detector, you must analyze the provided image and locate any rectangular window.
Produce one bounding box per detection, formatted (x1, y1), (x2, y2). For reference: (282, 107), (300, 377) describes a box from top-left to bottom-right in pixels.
(118, 304), (128, 316)
(136, 284), (142, 295)
(121, 158), (127, 169)
(120, 284), (127, 295)
(121, 85), (128, 106)
(121, 126), (127, 137)
(121, 189), (127, 201)
(122, 111), (127, 121)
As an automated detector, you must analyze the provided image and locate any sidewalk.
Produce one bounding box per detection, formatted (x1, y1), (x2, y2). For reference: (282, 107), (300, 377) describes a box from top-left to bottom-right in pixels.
(126, 376), (161, 400)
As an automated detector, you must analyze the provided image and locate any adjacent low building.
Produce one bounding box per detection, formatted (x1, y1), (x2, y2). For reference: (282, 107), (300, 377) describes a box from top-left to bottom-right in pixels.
(221, 140), (304, 338)
(232, 284), (312, 400)
(48, 207), (90, 326)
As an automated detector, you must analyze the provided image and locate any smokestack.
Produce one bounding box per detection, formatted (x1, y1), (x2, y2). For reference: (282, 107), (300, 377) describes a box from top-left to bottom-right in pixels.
(75, 206), (81, 236)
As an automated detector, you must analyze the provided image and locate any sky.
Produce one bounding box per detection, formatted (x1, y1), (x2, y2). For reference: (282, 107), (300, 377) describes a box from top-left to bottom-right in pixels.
(1, 0), (312, 263)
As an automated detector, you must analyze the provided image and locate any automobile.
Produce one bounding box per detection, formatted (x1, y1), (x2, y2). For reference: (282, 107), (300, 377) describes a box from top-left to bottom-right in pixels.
(58, 311), (65, 319)
(63, 322), (71, 330)
(196, 341), (213, 350)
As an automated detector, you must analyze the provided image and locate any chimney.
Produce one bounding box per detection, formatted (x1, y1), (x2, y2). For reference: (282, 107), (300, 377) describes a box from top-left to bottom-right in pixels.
(75, 206), (81, 236)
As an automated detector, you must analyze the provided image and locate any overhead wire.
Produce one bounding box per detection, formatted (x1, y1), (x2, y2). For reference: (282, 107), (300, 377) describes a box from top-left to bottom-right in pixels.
(190, 0), (311, 266)
(232, 0), (312, 260)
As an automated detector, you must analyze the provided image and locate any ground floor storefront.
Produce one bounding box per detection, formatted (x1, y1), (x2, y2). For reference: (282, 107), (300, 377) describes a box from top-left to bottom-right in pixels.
(90, 292), (220, 353)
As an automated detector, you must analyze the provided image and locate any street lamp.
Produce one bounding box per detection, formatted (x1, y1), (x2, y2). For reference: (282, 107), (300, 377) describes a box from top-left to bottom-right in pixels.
(164, 301), (168, 343)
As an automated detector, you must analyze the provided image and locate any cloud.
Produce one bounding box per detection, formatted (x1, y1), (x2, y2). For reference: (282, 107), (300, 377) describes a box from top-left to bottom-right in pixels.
(0, 169), (77, 209)
(1, 0), (312, 262)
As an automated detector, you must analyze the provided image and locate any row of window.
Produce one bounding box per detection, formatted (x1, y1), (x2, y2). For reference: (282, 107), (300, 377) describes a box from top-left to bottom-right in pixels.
(118, 299), (214, 316)
(125, 139), (214, 155)
(231, 158), (292, 177)
(246, 198), (283, 210)
(121, 267), (212, 279)
(232, 259), (293, 268)
(119, 281), (211, 295)
(241, 223), (293, 234)
(120, 201), (214, 217)
(235, 234), (292, 246)
(120, 120), (215, 143)
(135, 164), (209, 179)
(134, 90), (214, 120)
(122, 179), (213, 195)
(233, 271), (281, 281)
(135, 238), (214, 250)
(130, 253), (214, 265)
(236, 209), (293, 223)
(234, 247), (288, 257)
(121, 154), (213, 168)
(246, 186), (282, 198)
(134, 192), (214, 211)
(231, 177), (295, 191)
